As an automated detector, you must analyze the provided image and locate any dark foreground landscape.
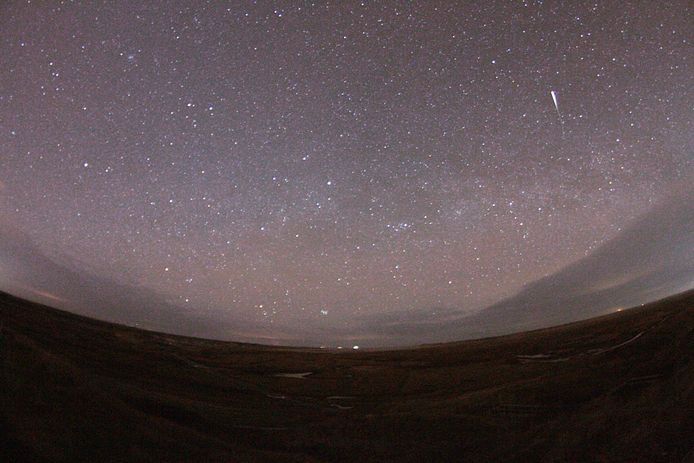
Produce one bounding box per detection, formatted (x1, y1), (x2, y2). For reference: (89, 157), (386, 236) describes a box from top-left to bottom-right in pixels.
(1, 290), (692, 462)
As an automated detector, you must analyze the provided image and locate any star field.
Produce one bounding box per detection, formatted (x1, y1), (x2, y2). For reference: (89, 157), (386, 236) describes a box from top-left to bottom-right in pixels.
(0, 1), (691, 346)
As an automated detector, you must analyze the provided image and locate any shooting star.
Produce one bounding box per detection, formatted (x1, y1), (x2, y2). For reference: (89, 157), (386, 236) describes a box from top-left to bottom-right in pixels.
(550, 90), (565, 138)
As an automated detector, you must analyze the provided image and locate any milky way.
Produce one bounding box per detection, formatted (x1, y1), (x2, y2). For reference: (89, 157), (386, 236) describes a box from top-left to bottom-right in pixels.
(0, 1), (691, 346)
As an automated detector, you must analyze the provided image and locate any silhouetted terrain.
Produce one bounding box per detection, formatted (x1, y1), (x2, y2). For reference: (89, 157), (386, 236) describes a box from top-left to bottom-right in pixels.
(1, 290), (693, 462)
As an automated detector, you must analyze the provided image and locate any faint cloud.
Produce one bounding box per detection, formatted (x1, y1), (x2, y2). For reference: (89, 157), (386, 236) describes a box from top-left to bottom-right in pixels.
(31, 288), (67, 303)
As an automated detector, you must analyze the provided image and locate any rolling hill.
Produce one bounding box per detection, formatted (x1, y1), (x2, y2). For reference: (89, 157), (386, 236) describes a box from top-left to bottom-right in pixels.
(1, 289), (692, 462)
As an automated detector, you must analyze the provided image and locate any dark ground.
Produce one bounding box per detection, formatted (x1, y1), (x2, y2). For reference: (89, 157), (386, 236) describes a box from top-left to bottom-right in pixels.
(1, 289), (693, 462)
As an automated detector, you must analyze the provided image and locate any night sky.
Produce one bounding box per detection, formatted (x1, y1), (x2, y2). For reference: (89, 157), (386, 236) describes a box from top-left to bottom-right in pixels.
(0, 1), (692, 347)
